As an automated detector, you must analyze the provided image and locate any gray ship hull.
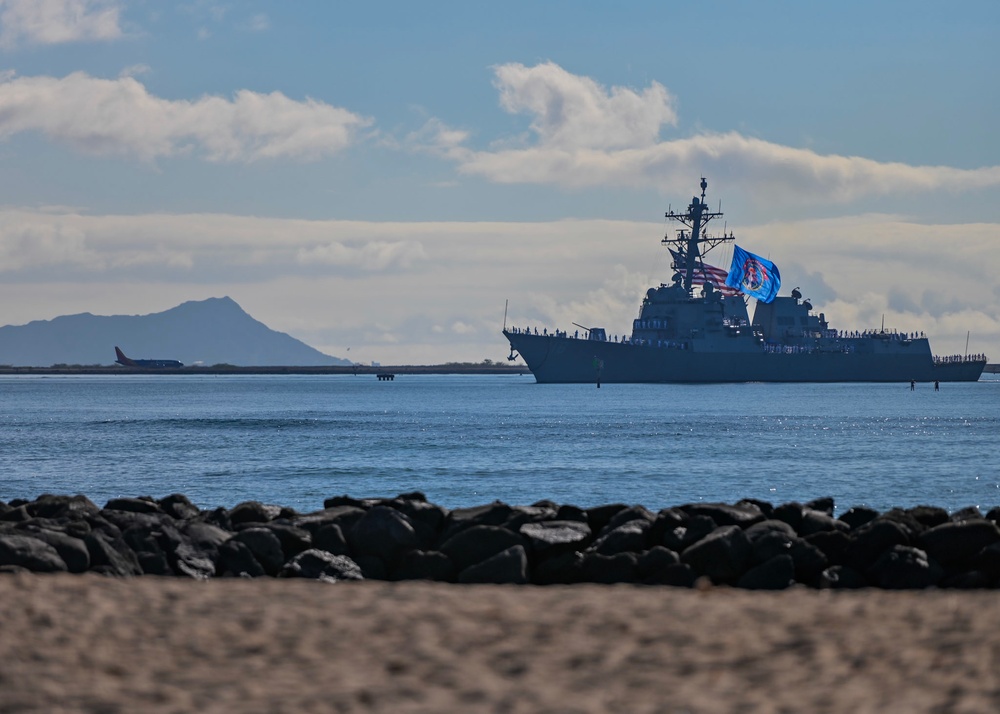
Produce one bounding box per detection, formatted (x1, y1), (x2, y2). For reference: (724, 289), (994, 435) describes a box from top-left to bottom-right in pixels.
(504, 331), (985, 384)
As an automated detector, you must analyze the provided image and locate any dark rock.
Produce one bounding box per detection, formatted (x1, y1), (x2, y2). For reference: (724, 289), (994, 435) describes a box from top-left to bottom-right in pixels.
(99, 509), (168, 533)
(533, 552), (584, 585)
(263, 523), (312, 560)
(745, 519), (797, 543)
(157, 493), (201, 520)
(972, 541), (1000, 579)
(439, 525), (525, 572)
(680, 502), (765, 529)
(388, 498), (447, 537)
(838, 506), (879, 530)
(279, 549), (363, 582)
(104, 497), (164, 515)
(681, 526), (752, 583)
(877, 509), (925, 538)
(805, 497), (835, 516)
(600, 505), (655, 536)
(843, 519), (911, 572)
(183, 521), (231, 552)
(20, 528), (89, 573)
(396, 491), (428, 502)
(216, 539), (266, 577)
(233, 528), (285, 576)
(662, 515), (717, 552)
(173, 543), (215, 579)
(200, 507), (232, 531)
(737, 554), (796, 590)
(294, 505), (367, 535)
(458, 545), (529, 584)
(804, 530), (851, 566)
(555, 504), (589, 523)
(590, 520), (650, 556)
(84, 531), (142, 576)
(581, 552), (637, 584)
(354, 554), (388, 580)
(440, 502), (513, 540)
(657, 563), (698, 588)
(736, 498), (774, 519)
(648, 508), (688, 544)
(906, 505), (950, 529)
(788, 539), (828, 583)
(818, 565), (868, 589)
(312, 523), (351, 557)
(0, 505), (29, 523)
(349, 505), (419, 562)
(750, 530), (794, 565)
(504, 505), (560, 532)
(26, 494), (101, 520)
(172, 521), (231, 579)
(636, 546), (681, 584)
(798, 509), (848, 536)
(584, 504), (629, 536)
(940, 570), (994, 589)
(229, 501), (282, 526)
(918, 519), (1000, 566)
(392, 550), (456, 582)
(867, 545), (943, 589)
(519, 520), (592, 558)
(771, 502), (804, 533)
(0, 534), (68, 572)
(122, 527), (172, 575)
(985, 507), (1000, 525)
(323, 495), (370, 509)
(748, 529), (826, 583)
(950, 506), (984, 522)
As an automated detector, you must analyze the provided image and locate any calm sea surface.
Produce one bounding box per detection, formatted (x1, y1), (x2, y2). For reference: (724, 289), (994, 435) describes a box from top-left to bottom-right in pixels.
(1, 374), (998, 515)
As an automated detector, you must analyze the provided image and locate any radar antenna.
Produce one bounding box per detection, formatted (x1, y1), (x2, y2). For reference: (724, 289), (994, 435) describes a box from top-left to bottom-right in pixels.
(661, 178), (734, 296)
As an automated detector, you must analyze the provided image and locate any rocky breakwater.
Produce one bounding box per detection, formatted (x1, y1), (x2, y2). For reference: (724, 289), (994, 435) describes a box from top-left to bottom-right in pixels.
(2, 494), (1000, 589)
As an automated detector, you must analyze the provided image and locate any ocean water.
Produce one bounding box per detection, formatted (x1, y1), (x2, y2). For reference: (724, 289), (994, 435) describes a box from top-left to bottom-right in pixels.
(1, 373), (998, 515)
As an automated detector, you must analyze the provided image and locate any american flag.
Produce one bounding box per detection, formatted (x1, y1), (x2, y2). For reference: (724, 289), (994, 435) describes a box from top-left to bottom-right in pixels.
(669, 249), (741, 297)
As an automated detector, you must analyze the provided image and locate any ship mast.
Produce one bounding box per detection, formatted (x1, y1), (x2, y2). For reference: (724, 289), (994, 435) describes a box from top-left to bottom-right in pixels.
(662, 178), (733, 295)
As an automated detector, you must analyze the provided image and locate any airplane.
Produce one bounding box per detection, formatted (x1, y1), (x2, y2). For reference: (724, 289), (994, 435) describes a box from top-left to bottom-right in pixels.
(114, 346), (183, 368)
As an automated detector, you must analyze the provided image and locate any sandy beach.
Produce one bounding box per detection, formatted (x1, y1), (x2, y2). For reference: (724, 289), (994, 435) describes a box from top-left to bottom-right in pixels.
(1, 574), (998, 713)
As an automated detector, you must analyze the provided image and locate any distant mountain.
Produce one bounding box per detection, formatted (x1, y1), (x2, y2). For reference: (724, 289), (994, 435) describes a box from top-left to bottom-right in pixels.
(0, 296), (351, 367)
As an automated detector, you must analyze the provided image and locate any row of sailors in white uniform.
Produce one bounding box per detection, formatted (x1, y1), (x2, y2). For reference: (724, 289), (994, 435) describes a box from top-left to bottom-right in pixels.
(934, 354), (987, 364)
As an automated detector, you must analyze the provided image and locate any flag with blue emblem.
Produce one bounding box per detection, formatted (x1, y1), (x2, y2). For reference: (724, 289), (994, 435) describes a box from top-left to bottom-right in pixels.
(725, 244), (781, 303)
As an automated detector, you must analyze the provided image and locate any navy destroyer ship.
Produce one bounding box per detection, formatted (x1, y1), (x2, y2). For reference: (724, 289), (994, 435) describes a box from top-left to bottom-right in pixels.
(503, 179), (986, 383)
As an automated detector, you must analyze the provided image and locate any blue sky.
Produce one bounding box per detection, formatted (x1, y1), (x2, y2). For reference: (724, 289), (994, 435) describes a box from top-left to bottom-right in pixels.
(0, 0), (997, 365)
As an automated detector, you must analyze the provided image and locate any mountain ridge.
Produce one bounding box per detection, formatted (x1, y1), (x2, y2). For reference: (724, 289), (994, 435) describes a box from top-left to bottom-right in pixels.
(0, 297), (350, 367)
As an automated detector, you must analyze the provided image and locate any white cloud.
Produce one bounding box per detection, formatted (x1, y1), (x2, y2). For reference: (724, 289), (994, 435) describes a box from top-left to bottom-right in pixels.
(0, 0), (122, 48)
(0, 71), (373, 162)
(421, 62), (1000, 203)
(492, 61), (677, 151)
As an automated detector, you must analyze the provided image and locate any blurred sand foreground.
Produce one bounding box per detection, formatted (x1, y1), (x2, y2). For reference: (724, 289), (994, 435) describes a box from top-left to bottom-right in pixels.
(1, 574), (998, 713)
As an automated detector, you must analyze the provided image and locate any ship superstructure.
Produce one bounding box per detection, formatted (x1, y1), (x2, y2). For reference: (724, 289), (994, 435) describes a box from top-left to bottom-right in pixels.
(503, 179), (986, 383)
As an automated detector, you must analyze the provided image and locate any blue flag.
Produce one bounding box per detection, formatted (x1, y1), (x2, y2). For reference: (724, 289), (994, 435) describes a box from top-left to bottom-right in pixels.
(725, 245), (781, 303)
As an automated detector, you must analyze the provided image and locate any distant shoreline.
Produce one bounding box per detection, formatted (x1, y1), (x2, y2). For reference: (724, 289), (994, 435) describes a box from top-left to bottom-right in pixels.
(0, 364), (530, 376)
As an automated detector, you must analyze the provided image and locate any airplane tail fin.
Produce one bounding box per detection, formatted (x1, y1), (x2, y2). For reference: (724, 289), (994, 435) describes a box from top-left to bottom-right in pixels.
(114, 346), (134, 366)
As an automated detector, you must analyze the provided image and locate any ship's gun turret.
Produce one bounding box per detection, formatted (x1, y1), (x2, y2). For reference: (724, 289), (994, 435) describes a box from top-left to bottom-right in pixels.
(573, 322), (607, 341)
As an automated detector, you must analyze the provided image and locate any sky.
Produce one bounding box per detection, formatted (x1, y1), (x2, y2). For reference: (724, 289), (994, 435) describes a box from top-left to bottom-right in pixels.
(0, 0), (997, 366)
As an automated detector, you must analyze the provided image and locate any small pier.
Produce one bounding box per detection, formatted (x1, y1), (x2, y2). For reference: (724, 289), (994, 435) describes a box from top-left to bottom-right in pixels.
(376, 373), (395, 381)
